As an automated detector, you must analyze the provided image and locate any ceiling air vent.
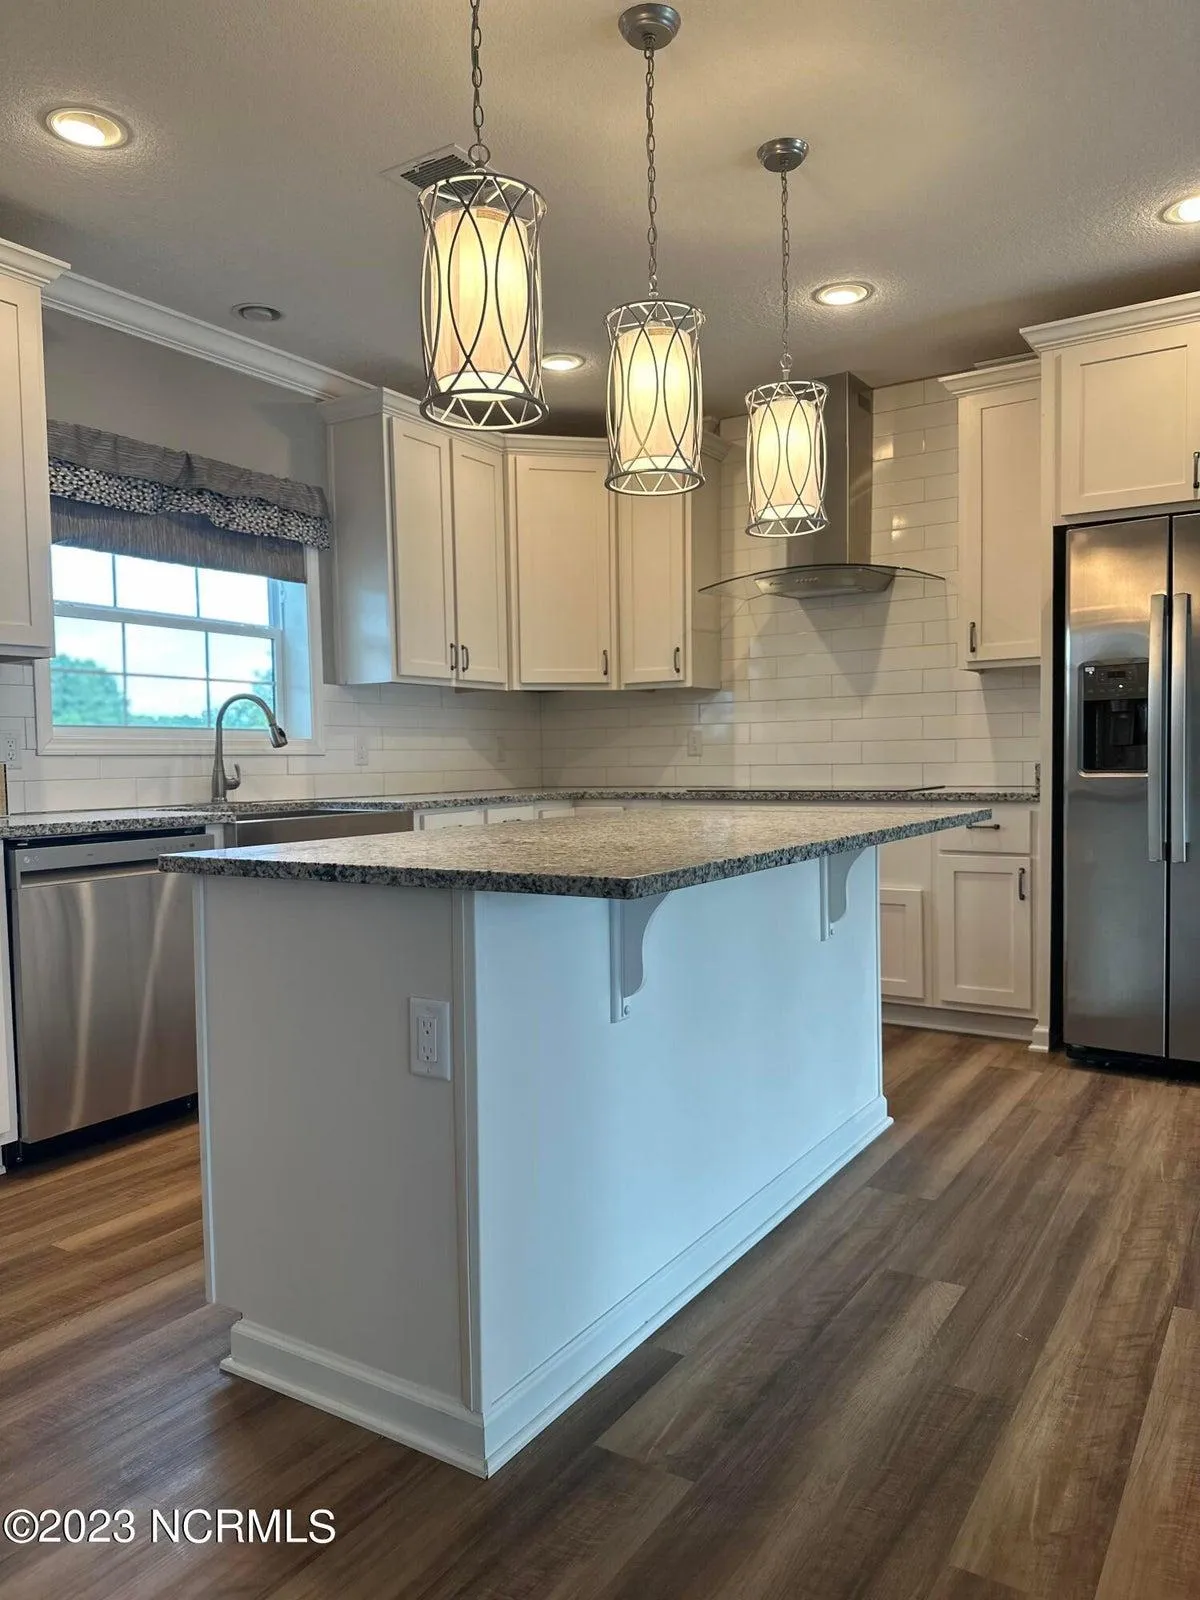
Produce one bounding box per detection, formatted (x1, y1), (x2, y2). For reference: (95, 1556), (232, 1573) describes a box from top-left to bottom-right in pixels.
(382, 145), (474, 190)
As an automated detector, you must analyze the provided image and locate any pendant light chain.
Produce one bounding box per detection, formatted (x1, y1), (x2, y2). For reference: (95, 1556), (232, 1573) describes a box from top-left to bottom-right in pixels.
(644, 42), (658, 296)
(779, 170), (791, 377)
(468, 0), (490, 168)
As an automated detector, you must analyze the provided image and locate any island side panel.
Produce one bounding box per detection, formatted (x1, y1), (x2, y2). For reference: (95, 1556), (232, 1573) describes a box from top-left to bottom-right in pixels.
(194, 875), (470, 1433)
(470, 851), (887, 1463)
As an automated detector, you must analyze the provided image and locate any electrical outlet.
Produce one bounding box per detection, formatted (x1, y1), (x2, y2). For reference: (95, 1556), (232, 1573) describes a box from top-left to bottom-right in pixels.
(495, 734), (506, 765)
(409, 998), (452, 1081)
(354, 732), (370, 767)
(0, 733), (19, 767)
(687, 728), (703, 758)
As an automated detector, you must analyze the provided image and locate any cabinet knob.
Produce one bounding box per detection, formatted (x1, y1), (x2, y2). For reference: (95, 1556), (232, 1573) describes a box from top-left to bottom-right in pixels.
(968, 621), (978, 654)
(1018, 866), (1028, 902)
(673, 645), (682, 675)
(601, 648), (609, 678)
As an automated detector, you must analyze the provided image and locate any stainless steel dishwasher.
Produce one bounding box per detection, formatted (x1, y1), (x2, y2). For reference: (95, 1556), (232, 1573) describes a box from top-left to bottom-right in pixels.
(6, 831), (215, 1145)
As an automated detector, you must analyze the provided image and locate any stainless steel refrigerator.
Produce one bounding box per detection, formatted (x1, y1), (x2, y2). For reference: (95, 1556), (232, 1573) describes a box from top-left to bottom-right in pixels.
(1063, 513), (1200, 1064)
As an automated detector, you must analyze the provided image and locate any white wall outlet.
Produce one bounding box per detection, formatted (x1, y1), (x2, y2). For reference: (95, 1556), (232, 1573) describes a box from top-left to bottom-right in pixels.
(354, 732), (370, 767)
(409, 998), (452, 1081)
(0, 733), (19, 767)
(496, 734), (507, 765)
(687, 728), (703, 758)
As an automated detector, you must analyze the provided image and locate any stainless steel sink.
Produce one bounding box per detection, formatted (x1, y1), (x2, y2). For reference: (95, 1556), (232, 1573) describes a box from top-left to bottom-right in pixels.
(224, 809), (415, 846)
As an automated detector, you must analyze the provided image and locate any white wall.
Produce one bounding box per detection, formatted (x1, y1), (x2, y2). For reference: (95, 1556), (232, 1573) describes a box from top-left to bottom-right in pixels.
(0, 316), (542, 813)
(541, 378), (1041, 790)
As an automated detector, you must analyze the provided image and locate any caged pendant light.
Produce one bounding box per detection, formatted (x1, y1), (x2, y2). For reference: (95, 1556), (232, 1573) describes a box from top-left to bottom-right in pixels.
(418, 0), (547, 431)
(745, 138), (828, 536)
(605, 5), (704, 496)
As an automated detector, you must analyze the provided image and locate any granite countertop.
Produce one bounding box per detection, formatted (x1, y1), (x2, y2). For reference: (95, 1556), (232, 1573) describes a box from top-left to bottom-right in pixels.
(0, 786), (1036, 841)
(161, 803), (992, 900)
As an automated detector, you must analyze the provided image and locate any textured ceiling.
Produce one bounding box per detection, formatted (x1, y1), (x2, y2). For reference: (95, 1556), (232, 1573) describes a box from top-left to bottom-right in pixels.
(3, 0), (1200, 423)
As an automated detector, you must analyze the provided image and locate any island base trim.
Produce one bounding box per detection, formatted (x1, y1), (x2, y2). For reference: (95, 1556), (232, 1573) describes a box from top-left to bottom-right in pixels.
(217, 1095), (890, 1476)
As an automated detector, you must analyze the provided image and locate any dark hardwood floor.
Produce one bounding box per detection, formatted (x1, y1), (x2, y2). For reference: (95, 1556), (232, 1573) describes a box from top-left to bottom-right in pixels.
(2, 1027), (1199, 1598)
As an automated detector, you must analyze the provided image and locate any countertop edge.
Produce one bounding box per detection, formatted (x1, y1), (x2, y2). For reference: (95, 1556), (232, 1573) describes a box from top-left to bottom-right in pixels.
(161, 807), (993, 899)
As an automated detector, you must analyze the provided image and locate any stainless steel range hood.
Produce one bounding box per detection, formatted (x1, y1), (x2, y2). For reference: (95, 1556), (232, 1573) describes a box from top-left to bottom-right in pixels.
(701, 371), (943, 601)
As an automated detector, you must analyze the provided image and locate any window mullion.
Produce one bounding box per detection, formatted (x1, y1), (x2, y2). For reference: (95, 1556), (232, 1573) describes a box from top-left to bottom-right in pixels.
(54, 601), (275, 642)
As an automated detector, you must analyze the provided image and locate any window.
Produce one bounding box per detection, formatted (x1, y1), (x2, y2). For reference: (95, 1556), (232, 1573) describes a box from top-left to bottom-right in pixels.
(48, 547), (313, 738)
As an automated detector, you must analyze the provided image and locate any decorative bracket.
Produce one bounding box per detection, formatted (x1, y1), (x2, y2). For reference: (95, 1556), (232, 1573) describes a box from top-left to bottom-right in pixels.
(818, 847), (866, 941)
(609, 893), (669, 1022)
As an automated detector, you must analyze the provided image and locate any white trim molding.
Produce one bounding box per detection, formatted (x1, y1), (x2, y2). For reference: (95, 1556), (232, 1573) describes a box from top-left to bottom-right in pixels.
(0, 238), (69, 289)
(43, 272), (372, 400)
(1022, 288), (1200, 352)
(940, 356), (1040, 397)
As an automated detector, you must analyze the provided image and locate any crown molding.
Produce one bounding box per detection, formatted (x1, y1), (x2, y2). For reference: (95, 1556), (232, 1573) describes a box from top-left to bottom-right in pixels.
(940, 357), (1039, 397)
(42, 271), (372, 400)
(0, 237), (70, 289)
(1022, 289), (1200, 352)
(318, 386), (423, 425)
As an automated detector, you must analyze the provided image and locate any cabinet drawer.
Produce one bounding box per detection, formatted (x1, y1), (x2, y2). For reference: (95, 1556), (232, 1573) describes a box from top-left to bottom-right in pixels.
(938, 808), (1031, 856)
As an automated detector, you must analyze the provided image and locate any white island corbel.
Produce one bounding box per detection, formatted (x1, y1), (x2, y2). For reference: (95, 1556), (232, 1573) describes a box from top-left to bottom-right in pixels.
(164, 802), (988, 1476)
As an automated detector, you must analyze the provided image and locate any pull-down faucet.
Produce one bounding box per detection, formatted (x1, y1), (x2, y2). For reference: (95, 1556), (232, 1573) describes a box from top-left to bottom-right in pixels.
(211, 693), (288, 802)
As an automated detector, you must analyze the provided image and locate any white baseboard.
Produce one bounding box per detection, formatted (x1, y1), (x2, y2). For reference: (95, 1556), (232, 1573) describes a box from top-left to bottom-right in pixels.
(220, 1097), (891, 1477)
(1029, 1022), (1051, 1053)
(883, 1002), (1035, 1042)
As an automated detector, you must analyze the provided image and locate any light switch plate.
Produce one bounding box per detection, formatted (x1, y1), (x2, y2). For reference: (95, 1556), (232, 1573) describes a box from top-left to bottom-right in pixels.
(354, 733), (370, 767)
(409, 998), (452, 1081)
(687, 729), (703, 758)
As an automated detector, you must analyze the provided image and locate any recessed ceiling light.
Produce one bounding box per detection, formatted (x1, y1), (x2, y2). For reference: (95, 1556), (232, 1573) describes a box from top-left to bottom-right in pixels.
(812, 282), (874, 307)
(542, 352), (585, 372)
(233, 304), (284, 323)
(1162, 195), (1200, 225)
(44, 107), (129, 149)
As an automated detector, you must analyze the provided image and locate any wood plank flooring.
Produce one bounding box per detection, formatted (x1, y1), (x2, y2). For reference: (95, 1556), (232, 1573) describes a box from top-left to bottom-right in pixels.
(1, 1026), (1199, 1598)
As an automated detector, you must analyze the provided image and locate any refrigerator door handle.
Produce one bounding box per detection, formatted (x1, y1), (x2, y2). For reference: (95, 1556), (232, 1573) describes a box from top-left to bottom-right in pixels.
(1150, 592), (1168, 862)
(1171, 591), (1192, 862)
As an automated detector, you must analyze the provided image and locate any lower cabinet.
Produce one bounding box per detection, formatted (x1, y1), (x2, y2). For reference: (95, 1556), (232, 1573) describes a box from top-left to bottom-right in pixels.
(879, 886), (926, 1001)
(934, 853), (1033, 1012)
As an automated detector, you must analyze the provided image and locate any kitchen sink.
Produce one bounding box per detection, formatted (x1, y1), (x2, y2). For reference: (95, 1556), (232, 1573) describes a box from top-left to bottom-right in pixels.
(223, 808), (415, 846)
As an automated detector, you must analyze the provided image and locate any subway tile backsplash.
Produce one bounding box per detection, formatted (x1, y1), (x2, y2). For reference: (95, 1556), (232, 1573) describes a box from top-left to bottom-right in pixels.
(542, 376), (1040, 790)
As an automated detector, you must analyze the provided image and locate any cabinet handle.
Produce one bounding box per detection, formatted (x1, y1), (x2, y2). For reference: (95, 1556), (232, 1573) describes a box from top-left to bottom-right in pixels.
(461, 644), (470, 672)
(968, 621), (978, 654)
(602, 648), (609, 678)
(966, 821), (1001, 831)
(1193, 451), (1199, 495)
(449, 642), (458, 671)
(1018, 866), (1027, 902)
(673, 645), (682, 675)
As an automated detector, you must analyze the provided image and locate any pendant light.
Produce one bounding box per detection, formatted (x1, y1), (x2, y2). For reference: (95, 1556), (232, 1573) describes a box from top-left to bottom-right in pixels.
(745, 138), (828, 536)
(605, 5), (704, 495)
(418, 0), (547, 431)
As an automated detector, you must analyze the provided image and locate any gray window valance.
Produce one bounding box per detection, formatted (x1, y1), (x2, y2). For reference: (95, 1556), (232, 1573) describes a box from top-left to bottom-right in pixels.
(46, 421), (331, 583)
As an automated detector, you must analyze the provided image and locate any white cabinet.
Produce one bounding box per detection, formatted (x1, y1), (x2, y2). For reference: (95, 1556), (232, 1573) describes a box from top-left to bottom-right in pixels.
(617, 473), (721, 689)
(942, 361), (1041, 669)
(0, 239), (67, 660)
(417, 808), (486, 830)
(934, 852), (1032, 1012)
(324, 393), (508, 688)
(0, 852), (16, 1153)
(1024, 295), (1200, 518)
(508, 447), (616, 688)
(879, 887), (926, 1001)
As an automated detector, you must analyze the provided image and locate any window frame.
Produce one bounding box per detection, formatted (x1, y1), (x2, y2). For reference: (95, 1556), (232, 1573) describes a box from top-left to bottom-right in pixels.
(34, 546), (324, 758)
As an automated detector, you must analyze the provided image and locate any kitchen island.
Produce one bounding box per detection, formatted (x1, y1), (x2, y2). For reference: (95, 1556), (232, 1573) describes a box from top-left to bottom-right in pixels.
(165, 803), (987, 1475)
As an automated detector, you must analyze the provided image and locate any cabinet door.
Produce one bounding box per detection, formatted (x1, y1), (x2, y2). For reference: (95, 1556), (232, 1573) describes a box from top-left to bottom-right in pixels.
(960, 380), (1041, 667)
(0, 273), (52, 656)
(389, 417), (454, 682)
(935, 853), (1032, 1012)
(1059, 325), (1200, 515)
(417, 808), (486, 830)
(618, 494), (686, 686)
(511, 453), (615, 687)
(879, 886), (926, 1000)
(450, 438), (508, 687)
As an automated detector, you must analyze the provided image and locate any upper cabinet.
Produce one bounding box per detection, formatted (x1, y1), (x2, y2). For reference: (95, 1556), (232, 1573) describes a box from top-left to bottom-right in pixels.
(324, 393), (507, 688)
(507, 446), (616, 688)
(1024, 293), (1200, 519)
(942, 360), (1041, 669)
(0, 239), (68, 660)
(617, 468), (720, 690)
